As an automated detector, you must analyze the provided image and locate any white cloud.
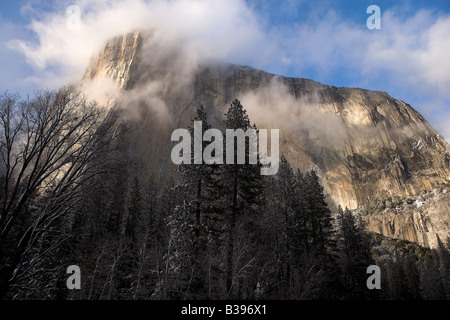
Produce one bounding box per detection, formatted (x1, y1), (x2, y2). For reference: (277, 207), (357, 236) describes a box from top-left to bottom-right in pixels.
(363, 10), (450, 99)
(4, 0), (450, 143)
(9, 1), (450, 99)
(279, 8), (450, 99)
(274, 8), (450, 142)
(7, 0), (273, 88)
(414, 99), (450, 143)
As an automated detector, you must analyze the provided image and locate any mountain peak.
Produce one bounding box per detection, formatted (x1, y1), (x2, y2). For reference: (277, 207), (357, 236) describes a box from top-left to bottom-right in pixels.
(83, 30), (144, 90)
(80, 31), (450, 247)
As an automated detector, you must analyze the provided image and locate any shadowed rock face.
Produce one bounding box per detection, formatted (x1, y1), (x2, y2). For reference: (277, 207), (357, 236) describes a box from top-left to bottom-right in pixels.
(81, 31), (450, 247)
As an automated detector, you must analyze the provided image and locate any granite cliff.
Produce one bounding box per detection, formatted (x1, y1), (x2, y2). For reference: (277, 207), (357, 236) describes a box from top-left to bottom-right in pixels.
(80, 31), (450, 248)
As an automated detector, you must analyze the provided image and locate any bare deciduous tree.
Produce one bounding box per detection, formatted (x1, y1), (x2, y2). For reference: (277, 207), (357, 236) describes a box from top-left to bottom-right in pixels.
(0, 86), (118, 299)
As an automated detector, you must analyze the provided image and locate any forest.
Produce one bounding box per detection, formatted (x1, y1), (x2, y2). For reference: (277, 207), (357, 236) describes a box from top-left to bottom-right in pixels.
(0, 88), (449, 300)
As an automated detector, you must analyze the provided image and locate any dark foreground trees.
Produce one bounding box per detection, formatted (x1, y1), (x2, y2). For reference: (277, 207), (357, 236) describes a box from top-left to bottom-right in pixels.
(0, 87), (118, 299)
(1, 97), (449, 300)
(335, 206), (375, 299)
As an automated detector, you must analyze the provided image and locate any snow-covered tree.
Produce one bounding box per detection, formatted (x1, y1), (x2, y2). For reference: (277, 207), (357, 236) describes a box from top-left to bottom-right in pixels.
(0, 87), (118, 299)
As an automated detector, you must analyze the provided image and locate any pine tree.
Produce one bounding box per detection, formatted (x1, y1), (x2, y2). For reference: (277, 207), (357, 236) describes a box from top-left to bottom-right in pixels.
(335, 206), (375, 299)
(163, 106), (226, 299)
(268, 156), (296, 296)
(418, 250), (446, 299)
(291, 169), (309, 259)
(303, 170), (334, 253)
(180, 105), (211, 239)
(296, 170), (338, 298)
(221, 99), (263, 298)
(402, 253), (421, 299)
(153, 177), (181, 299)
(436, 236), (450, 299)
(255, 170), (280, 298)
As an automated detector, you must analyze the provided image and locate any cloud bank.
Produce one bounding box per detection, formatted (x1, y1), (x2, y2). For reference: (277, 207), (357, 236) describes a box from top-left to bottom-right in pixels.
(4, 0), (450, 141)
(7, 0), (271, 88)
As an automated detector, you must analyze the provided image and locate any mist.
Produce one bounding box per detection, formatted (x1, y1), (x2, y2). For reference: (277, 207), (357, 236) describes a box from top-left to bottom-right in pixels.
(7, 0), (271, 90)
(239, 77), (349, 149)
(5, 0), (450, 142)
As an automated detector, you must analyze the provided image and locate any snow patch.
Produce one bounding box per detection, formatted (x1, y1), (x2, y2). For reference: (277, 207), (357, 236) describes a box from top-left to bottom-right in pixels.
(414, 199), (424, 208)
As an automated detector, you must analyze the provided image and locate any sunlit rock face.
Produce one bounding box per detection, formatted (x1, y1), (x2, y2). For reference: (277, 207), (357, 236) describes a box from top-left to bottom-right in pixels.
(360, 190), (450, 249)
(83, 31), (143, 91)
(81, 31), (450, 247)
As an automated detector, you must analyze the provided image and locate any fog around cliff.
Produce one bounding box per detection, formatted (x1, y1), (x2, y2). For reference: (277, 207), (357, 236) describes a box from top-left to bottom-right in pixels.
(239, 77), (349, 149)
(1, 1), (450, 303)
(4, 0), (450, 141)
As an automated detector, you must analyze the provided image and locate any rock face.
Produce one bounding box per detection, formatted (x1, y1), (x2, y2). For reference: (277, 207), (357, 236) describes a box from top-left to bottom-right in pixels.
(81, 31), (450, 248)
(84, 31), (143, 90)
(360, 189), (450, 249)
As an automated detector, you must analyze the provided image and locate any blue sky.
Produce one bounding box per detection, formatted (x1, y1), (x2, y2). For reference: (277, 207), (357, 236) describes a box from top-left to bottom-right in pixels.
(1, 0), (450, 140)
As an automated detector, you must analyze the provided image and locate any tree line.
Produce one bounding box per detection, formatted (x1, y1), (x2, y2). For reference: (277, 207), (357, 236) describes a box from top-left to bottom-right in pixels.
(0, 91), (449, 300)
